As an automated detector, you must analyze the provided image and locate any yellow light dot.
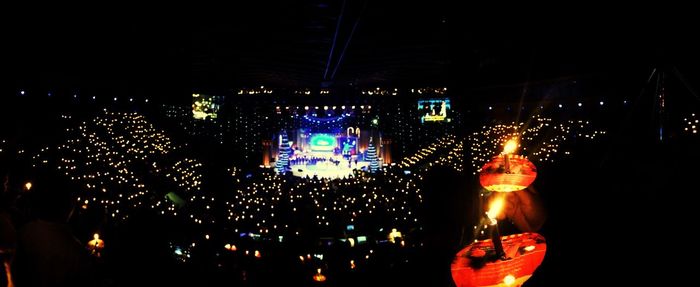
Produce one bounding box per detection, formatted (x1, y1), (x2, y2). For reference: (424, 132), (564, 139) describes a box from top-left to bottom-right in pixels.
(504, 274), (516, 285)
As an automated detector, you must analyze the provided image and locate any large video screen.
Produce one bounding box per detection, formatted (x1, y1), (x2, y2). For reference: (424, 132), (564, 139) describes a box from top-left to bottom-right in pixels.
(309, 133), (337, 152)
(192, 93), (221, 120)
(418, 98), (450, 123)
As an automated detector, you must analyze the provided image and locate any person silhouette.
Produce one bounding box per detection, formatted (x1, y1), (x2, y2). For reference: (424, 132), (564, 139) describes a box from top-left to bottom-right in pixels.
(0, 189), (15, 287)
(11, 177), (94, 287)
(1, 172), (19, 287)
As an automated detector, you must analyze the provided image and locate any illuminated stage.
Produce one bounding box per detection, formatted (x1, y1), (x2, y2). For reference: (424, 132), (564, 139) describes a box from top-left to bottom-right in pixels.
(286, 132), (370, 179)
(265, 105), (390, 179)
(271, 123), (383, 179)
(290, 159), (368, 179)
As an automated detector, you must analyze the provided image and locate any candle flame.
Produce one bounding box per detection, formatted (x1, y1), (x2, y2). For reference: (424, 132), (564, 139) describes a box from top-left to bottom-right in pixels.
(313, 268), (327, 282)
(93, 233), (100, 240)
(4, 261), (13, 287)
(502, 139), (518, 155)
(487, 197), (505, 221)
(504, 274), (516, 285)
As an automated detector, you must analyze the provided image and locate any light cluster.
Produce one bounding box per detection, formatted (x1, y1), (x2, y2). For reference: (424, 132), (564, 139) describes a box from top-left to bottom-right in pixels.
(271, 105), (372, 132)
(31, 111), (213, 223)
(225, 169), (422, 236)
(229, 105), (265, 162)
(409, 87), (447, 95)
(237, 86), (274, 95)
(361, 87), (399, 96)
(169, 159), (204, 192)
(399, 134), (463, 172)
(274, 105), (371, 114)
(169, 242), (193, 263)
(356, 87), (448, 96)
(162, 104), (226, 144)
(468, 115), (606, 173)
(387, 104), (418, 157)
(14, 107), (469, 281)
(293, 89), (312, 95)
(683, 113), (698, 135)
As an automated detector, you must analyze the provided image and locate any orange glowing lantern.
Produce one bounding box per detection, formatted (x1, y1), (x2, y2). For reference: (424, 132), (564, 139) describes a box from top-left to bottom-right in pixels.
(479, 139), (536, 192)
(455, 138), (546, 287)
(313, 268), (327, 282)
(451, 233), (546, 287)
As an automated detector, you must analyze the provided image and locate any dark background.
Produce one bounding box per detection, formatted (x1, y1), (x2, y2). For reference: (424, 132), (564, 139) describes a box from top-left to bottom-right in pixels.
(3, 2), (700, 286)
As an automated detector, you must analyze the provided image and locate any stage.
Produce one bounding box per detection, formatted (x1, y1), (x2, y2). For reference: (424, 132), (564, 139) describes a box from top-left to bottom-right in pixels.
(290, 160), (369, 179)
(269, 111), (385, 179)
(272, 130), (379, 179)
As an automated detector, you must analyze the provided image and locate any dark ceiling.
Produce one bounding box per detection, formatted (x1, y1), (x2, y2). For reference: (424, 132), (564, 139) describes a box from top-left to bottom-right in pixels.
(4, 3), (699, 91)
(190, 1), (448, 88)
(6, 1), (448, 89)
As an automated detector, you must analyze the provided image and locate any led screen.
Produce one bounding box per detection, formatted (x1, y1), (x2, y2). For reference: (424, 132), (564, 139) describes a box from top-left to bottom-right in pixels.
(309, 134), (337, 151)
(418, 98), (450, 123)
(192, 93), (221, 120)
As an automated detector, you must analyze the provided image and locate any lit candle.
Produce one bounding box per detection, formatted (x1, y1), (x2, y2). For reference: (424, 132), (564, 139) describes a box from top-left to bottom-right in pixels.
(486, 196), (507, 260)
(313, 268), (326, 282)
(87, 233), (104, 257)
(502, 139), (518, 174)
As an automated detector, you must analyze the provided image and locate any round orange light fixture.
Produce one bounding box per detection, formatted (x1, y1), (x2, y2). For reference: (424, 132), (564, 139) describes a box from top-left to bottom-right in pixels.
(479, 155), (536, 192)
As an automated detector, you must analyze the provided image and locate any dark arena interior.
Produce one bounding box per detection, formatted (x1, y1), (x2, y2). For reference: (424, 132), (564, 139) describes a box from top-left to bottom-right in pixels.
(1, 3), (699, 287)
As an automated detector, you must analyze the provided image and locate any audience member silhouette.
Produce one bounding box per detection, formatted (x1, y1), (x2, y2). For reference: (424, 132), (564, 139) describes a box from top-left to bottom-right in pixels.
(11, 177), (94, 287)
(1, 172), (17, 287)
